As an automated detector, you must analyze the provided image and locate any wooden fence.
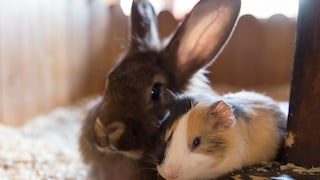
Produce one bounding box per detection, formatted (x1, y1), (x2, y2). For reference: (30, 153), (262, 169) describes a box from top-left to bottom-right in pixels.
(0, 0), (296, 125)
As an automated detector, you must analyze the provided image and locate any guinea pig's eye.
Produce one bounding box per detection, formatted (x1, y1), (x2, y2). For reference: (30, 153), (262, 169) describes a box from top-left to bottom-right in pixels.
(192, 137), (201, 149)
(151, 83), (162, 101)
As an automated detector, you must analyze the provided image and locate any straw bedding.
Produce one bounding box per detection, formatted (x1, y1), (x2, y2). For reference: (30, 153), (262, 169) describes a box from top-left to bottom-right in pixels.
(0, 98), (99, 179)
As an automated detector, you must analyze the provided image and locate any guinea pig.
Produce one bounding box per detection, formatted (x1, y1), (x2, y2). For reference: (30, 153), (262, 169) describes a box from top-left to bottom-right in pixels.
(156, 91), (287, 180)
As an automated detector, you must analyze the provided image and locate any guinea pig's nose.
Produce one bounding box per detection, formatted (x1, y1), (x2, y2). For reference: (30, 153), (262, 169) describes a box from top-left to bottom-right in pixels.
(158, 165), (181, 180)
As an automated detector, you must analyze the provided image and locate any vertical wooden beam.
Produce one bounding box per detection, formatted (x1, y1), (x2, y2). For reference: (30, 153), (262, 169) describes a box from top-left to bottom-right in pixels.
(284, 0), (320, 166)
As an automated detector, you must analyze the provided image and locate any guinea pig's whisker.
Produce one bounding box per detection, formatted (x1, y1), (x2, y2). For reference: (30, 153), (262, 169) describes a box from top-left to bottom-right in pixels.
(143, 154), (156, 161)
(141, 154), (157, 165)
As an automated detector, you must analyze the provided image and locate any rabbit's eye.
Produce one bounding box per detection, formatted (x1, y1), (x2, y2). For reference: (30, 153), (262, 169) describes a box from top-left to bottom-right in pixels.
(151, 83), (162, 101)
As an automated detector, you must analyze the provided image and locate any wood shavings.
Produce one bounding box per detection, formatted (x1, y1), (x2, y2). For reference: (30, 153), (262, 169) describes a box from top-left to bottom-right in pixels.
(255, 167), (268, 172)
(280, 163), (320, 174)
(0, 98), (98, 179)
(231, 174), (242, 180)
(285, 131), (295, 148)
(249, 175), (269, 180)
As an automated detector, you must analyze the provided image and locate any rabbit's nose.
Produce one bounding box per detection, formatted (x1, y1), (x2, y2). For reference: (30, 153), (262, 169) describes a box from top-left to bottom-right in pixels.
(106, 125), (118, 135)
(94, 118), (125, 151)
(106, 122), (125, 136)
(106, 122), (125, 146)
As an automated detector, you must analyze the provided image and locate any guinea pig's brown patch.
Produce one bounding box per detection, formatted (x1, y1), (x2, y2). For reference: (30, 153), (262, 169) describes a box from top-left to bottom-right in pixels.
(186, 104), (227, 158)
(186, 105), (208, 139)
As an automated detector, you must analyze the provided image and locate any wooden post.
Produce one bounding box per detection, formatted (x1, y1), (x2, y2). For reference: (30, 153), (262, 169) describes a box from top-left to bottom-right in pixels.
(284, 0), (320, 166)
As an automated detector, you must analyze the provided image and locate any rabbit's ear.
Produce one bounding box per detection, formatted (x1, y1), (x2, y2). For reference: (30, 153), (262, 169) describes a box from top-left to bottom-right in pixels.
(129, 0), (160, 54)
(163, 0), (240, 82)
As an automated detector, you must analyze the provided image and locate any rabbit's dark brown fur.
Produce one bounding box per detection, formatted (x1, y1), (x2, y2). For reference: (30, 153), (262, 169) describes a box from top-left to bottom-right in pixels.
(79, 0), (241, 179)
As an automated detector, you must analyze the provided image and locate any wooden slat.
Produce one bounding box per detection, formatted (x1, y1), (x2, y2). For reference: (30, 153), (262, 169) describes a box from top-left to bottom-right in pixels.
(210, 15), (263, 86)
(158, 10), (178, 40)
(0, 0), (108, 125)
(86, 0), (110, 94)
(210, 14), (295, 87)
(260, 14), (295, 85)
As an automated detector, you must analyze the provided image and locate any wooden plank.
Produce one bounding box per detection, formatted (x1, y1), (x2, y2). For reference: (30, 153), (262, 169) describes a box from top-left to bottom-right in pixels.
(210, 15), (295, 87)
(158, 11), (178, 40)
(0, 0), (108, 125)
(261, 15), (295, 85)
(284, 0), (320, 166)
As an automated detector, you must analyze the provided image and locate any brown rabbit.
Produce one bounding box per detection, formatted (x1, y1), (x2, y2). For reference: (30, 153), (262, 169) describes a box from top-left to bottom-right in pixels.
(79, 0), (241, 179)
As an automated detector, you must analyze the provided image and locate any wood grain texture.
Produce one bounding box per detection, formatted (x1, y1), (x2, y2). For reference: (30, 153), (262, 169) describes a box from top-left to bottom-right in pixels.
(0, 0), (108, 125)
(284, 0), (320, 167)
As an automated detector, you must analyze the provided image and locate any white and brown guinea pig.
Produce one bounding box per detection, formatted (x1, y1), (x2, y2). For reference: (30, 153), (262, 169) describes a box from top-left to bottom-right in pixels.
(156, 91), (287, 180)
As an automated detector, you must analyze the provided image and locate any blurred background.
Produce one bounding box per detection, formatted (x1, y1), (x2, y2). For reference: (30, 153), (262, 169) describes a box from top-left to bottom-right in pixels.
(0, 0), (298, 126)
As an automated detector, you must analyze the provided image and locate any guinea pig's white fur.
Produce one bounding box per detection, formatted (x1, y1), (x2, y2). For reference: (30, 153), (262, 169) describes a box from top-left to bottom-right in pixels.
(157, 91), (287, 180)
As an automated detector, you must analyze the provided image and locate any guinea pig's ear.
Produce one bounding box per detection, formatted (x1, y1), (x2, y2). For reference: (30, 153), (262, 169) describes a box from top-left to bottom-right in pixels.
(128, 0), (160, 54)
(210, 100), (235, 129)
(162, 0), (240, 87)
